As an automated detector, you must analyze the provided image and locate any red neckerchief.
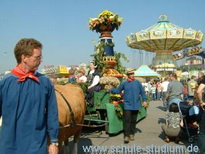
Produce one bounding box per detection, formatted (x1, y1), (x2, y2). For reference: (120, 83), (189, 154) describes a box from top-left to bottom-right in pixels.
(11, 65), (39, 82)
(127, 78), (135, 82)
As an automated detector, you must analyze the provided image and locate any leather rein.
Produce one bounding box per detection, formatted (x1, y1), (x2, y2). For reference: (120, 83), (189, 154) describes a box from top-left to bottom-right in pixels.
(55, 89), (76, 128)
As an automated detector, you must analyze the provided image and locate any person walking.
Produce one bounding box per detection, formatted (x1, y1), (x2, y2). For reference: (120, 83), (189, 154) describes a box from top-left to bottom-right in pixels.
(0, 38), (59, 154)
(165, 73), (184, 108)
(151, 83), (157, 101)
(161, 76), (170, 111)
(108, 69), (147, 143)
(156, 80), (162, 100)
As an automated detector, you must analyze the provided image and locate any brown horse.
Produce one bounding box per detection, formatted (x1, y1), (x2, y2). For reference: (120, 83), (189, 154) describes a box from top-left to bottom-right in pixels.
(54, 84), (86, 153)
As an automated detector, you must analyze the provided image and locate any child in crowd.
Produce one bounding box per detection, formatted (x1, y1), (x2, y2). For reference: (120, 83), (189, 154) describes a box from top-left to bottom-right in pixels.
(161, 103), (182, 143)
(184, 99), (200, 128)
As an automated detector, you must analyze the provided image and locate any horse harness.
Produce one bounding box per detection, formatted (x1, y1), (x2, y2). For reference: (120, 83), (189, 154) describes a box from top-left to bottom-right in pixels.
(55, 89), (76, 128)
(55, 88), (108, 129)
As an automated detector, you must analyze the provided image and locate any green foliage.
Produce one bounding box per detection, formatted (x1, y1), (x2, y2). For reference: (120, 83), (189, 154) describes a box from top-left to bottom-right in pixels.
(90, 41), (129, 74)
(114, 52), (129, 74)
(115, 104), (123, 119)
(91, 42), (106, 72)
(74, 82), (89, 94)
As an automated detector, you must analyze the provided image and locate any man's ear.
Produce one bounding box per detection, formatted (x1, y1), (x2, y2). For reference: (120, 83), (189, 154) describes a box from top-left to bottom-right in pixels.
(22, 54), (27, 63)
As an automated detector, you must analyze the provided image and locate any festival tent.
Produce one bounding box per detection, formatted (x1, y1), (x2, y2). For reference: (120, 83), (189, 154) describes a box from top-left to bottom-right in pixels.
(134, 65), (160, 77)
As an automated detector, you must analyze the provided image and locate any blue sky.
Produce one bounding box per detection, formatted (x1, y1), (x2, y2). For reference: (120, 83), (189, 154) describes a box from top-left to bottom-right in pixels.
(0, 0), (205, 73)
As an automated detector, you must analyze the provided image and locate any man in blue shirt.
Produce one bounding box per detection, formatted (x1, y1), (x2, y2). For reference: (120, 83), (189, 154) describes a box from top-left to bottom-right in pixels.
(109, 69), (147, 143)
(0, 38), (59, 154)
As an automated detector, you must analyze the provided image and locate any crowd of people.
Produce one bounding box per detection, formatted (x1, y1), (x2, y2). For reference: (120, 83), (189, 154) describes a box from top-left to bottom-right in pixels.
(158, 72), (205, 154)
(127, 71), (205, 153)
(66, 61), (102, 107)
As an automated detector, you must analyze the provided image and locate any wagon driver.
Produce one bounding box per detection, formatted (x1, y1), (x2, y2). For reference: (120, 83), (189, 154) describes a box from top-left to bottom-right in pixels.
(108, 69), (147, 143)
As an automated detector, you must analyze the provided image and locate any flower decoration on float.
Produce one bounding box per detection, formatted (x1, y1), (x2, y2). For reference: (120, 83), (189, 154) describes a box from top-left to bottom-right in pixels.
(110, 93), (122, 102)
(89, 10), (123, 33)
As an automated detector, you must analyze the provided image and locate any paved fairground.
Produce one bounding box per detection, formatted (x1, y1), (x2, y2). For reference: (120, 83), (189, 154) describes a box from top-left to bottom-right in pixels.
(63, 100), (200, 154)
(0, 101), (200, 154)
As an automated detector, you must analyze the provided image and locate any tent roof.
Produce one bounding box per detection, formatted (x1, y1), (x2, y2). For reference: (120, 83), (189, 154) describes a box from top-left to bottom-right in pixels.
(134, 65), (160, 77)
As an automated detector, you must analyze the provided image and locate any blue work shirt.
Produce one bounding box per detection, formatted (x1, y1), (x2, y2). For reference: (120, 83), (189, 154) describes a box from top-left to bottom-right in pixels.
(110, 80), (147, 110)
(0, 72), (59, 154)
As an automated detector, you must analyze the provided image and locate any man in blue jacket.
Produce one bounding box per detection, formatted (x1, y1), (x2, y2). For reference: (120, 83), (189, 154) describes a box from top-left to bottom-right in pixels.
(109, 69), (147, 143)
(0, 38), (59, 154)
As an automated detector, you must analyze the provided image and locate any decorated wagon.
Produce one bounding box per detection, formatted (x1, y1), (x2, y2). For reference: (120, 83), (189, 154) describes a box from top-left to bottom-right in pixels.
(84, 88), (147, 134)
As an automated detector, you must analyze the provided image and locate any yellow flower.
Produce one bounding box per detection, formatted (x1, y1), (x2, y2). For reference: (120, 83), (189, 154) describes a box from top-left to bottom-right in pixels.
(89, 10), (123, 32)
(109, 16), (115, 22)
(110, 94), (121, 98)
(98, 10), (114, 18)
(118, 18), (123, 23)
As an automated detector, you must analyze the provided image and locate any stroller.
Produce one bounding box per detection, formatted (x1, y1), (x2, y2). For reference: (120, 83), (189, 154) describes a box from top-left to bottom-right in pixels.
(179, 101), (201, 143)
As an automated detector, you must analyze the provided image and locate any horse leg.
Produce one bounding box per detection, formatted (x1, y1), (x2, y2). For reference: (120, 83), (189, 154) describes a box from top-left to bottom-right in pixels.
(63, 139), (70, 154)
(71, 141), (78, 154)
(71, 128), (82, 154)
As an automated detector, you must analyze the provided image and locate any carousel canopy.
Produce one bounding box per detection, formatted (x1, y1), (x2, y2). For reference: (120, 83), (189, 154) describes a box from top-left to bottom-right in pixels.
(126, 14), (204, 52)
(134, 65), (160, 77)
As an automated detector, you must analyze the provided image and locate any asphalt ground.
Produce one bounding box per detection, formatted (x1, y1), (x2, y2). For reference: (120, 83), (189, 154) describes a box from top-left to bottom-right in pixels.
(63, 100), (200, 154)
(0, 101), (200, 154)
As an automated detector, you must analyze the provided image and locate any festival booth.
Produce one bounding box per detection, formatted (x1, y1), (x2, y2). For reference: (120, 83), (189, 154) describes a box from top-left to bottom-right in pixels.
(134, 65), (160, 78)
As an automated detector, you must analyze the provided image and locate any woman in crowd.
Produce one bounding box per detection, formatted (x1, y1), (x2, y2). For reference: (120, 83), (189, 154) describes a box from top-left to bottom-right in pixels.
(85, 61), (101, 107)
(76, 68), (87, 83)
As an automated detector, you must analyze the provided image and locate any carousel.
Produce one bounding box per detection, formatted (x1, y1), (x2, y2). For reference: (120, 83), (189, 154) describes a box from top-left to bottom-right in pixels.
(126, 14), (204, 76)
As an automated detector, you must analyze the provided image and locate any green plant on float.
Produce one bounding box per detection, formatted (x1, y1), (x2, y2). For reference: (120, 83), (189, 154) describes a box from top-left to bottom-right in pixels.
(90, 41), (129, 74)
(74, 82), (89, 94)
(91, 42), (106, 72)
(114, 52), (129, 74)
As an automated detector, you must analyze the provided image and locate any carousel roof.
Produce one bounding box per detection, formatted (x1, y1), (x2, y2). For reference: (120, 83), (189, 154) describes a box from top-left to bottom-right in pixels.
(134, 65), (160, 77)
(126, 14), (204, 52)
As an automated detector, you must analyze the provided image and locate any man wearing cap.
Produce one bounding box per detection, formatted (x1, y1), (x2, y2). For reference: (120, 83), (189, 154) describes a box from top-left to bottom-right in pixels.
(108, 69), (147, 143)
